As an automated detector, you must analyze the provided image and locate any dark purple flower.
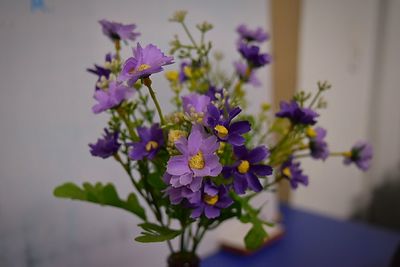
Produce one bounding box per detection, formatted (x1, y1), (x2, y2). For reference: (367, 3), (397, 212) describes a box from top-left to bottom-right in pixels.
(281, 157), (308, 189)
(166, 124), (222, 191)
(89, 129), (121, 159)
(276, 100), (319, 125)
(87, 53), (112, 90)
(239, 43), (271, 68)
(234, 61), (261, 87)
(236, 24), (269, 43)
(223, 145), (272, 194)
(189, 180), (233, 219)
(92, 81), (134, 114)
(205, 86), (224, 102)
(343, 141), (373, 171)
(129, 123), (164, 160)
(119, 43), (174, 86)
(179, 61), (191, 83)
(206, 105), (251, 146)
(307, 127), (329, 160)
(99, 19), (140, 41)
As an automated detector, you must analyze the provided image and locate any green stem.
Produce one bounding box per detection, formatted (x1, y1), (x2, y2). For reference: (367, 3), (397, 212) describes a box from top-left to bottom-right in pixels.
(181, 22), (199, 49)
(308, 89), (322, 108)
(329, 152), (347, 157)
(116, 108), (138, 141)
(143, 78), (165, 125)
(113, 154), (174, 253)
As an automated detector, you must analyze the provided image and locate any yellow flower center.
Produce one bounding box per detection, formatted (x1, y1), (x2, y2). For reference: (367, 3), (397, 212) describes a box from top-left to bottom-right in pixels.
(282, 167), (292, 178)
(129, 64), (151, 74)
(237, 160), (250, 174)
(306, 127), (317, 138)
(145, 141), (158, 152)
(214, 125), (229, 138)
(203, 194), (219, 205)
(168, 130), (187, 145)
(189, 151), (205, 170)
(343, 151), (352, 158)
(183, 66), (192, 77)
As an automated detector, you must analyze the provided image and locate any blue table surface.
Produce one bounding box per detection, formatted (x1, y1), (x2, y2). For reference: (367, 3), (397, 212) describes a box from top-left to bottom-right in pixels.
(203, 205), (400, 267)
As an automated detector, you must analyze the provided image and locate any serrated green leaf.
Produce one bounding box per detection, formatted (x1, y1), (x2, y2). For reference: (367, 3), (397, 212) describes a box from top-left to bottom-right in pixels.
(53, 182), (146, 220)
(244, 224), (268, 251)
(53, 183), (86, 200)
(124, 193), (146, 220)
(135, 223), (181, 243)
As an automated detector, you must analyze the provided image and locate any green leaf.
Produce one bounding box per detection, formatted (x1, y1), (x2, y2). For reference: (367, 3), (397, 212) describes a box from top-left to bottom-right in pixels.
(53, 182), (146, 220)
(54, 182), (86, 200)
(135, 223), (181, 243)
(147, 172), (166, 190)
(244, 224), (268, 251)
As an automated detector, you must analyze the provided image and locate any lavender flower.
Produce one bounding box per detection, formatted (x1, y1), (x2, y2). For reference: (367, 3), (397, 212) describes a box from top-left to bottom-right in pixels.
(89, 129), (121, 159)
(236, 24), (269, 43)
(129, 124), (164, 160)
(99, 19), (140, 41)
(92, 81), (134, 114)
(276, 100), (319, 125)
(182, 93), (211, 124)
(306, 127), (329, 160)
(119, 43), (174, 86)
(239, 43), (271, 68)
(190, 181), (233, 219)
(343, 141), (373, 171)
(234, 61), (261, 87)
(223, 146), (272, 194)
(165, 124), (222, 191)
(281, 157), (308, 189)
(87, 53), (112, 90)
(206, 105), (251, 146)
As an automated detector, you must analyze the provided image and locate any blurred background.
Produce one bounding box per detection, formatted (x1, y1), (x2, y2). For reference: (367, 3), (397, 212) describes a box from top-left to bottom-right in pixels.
(0, 0), (399, 266)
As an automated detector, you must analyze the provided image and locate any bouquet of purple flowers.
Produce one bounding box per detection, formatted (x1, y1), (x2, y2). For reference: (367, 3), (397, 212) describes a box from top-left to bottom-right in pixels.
(54, 11), (372, 266)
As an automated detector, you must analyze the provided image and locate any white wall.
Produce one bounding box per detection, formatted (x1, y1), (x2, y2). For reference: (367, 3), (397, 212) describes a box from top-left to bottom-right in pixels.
(293, 0), (400, 218)
(0, 1), (271, 266)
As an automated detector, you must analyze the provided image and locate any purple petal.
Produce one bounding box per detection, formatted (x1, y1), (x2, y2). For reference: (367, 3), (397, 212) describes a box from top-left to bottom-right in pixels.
(246, 172), (262, 192)
(167, 155), (190, 175)
(230, 121), (251, 134)
(204, 205), (221, 219)
(247, 146), (268, 163)
(251, 164), (273, 176)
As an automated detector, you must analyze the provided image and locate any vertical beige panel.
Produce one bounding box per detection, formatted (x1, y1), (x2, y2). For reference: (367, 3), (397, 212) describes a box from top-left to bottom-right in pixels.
(271, 0), (302, 203)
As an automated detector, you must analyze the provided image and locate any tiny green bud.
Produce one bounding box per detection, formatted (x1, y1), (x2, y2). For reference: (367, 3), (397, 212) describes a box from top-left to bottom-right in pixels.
(169, 10), (188, 23)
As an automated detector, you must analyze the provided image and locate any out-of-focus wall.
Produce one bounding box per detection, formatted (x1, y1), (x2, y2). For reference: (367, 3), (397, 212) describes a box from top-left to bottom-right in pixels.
(0, 0), (271, 266)
(293, 0), (400, 218)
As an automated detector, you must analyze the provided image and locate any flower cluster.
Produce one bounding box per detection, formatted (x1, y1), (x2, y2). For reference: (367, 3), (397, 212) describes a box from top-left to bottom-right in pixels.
(55, 12), (374, 256)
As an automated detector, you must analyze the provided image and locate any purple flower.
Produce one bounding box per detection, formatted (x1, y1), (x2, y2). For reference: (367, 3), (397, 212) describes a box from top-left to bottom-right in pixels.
(129, 124), (164, 160)
(234, 61), (261, 87)
(165, 124), (222, 191)
(189, 181), (233, 219)
(307, 127), (329, 160)
(236, 24), (269, 43)
(223, 146), (272, 194)
(281, 157), (308, 189)
(205, 86), (224, 102)
(92, 81), (134, 114)
(239, 43), (271, 68)
(343, 141), (373, 171)
(119, 43), (174, 86)
(276, 100), (319, 125)
(99, 19), (140, 41)
(87, 53), (112, 90)
(89, 129), (121, 159)
(182, 93), (211, 115)
(179, 61), (191, 82)
(206, 105), (251, 146)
